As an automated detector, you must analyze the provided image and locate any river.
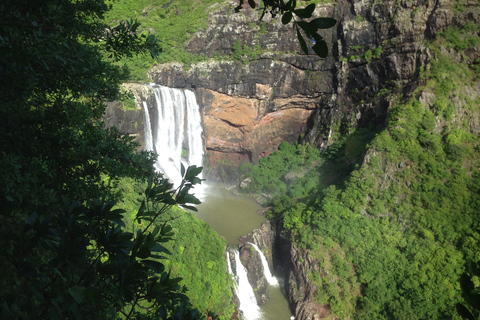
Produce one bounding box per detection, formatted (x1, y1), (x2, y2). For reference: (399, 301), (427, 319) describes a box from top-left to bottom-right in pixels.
(195, 183), (293, 320)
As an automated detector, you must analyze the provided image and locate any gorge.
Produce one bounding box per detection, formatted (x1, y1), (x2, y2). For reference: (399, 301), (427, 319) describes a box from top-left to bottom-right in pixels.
(103, 0), (480, 319)
(126, 81), (292, 319)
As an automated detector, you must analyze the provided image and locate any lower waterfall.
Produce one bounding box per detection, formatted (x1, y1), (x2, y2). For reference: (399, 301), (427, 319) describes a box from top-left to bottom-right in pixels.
(231, 250), (263, 320)
(248, 243), (279, 287)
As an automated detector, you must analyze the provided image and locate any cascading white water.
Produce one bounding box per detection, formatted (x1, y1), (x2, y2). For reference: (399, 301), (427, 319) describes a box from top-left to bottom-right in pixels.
(142, 84), (204, 188)
(233, 250), (263, 320)
(226, 251), (234, 276)
(248, 243), (279, 286)
(142, 101), (154, 152)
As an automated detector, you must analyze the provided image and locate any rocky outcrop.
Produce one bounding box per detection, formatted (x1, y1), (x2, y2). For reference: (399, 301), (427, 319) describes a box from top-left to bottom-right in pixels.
(278, 234), (330, 320)
(148, 58), (326, 182)
(237, 220), (276, 304)
(147, 1), (337, 182)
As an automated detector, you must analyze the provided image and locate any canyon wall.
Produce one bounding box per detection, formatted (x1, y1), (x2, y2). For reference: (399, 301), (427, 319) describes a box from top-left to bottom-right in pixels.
(106, 0), (479, 183)
(145, 0), (478, 182)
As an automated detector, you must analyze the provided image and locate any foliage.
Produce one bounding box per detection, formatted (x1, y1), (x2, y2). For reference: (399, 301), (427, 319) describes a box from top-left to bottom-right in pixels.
(113, 177), (234, 319)
(240, 141), (322, 199)
(160, 209), (235, 319)
(235, 0), (336, 57)
(0, 0), (220, 319)
(0, 0), (160, 213)
(105, 0), (224, 80)
(0, 170), (207, 319)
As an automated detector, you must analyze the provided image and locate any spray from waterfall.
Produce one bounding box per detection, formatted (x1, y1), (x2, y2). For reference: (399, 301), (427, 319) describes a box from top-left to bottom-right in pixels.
(248, 243), (279, 286)
(142, 84), (204, 196)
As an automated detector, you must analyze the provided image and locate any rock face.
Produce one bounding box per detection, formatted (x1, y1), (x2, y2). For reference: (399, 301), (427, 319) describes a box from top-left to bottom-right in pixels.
(237, 220), (276, 305)
(147, 0), (337, 182)
(277, 232), (330, 320)
(149, 59), (324, 182)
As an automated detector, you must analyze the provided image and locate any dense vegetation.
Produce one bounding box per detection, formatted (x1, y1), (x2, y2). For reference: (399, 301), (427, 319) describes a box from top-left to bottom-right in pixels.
(0, 0), (229, 319)
(241, 22), (480, 319)
(114, 177), (235, 319)
(104, 0), (225, 80)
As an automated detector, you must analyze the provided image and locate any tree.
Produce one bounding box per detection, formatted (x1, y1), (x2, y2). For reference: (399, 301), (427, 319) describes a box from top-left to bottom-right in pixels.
(235, 0), (337, 57)
(0, 0), (208, 318)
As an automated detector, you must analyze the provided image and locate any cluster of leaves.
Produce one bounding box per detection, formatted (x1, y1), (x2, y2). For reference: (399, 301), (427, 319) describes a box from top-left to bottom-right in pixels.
(236, 0), (336, 57)
(110, 175), (235, 319)
(1, 168), (209, 319)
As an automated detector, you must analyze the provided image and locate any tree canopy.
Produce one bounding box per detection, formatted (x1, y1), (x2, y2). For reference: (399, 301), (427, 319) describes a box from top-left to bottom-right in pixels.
(0, 0), (208, 318)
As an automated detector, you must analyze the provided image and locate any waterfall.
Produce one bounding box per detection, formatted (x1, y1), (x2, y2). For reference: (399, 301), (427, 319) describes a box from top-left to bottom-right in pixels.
(232, 250), (263, 320)
(248, 243), (279, 286)
(226, 251), (234, 276)
(142, 101), (153, 152)
(142, 84), (204, 188)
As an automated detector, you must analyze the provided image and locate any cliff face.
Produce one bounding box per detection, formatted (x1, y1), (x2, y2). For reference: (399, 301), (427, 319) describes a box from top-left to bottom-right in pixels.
(148, 1), (336, 181)
(149, 59), (325, 181)
(238, 220), (276, 304)
(146, 0), (479, 183)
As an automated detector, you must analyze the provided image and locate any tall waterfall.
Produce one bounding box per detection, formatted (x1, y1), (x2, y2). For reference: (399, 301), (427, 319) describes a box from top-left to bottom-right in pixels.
(231, 250), (263, 320)
(142, 84), (204, 188)
(248, 243), (279, 286)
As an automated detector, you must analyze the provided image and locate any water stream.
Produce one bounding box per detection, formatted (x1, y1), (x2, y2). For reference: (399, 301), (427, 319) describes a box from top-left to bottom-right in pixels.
(196, 183), (292, 320)
(248, 243), (279, 287)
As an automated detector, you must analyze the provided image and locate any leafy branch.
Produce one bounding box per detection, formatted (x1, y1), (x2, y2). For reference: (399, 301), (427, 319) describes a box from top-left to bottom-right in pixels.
(235, 0), (336, 57)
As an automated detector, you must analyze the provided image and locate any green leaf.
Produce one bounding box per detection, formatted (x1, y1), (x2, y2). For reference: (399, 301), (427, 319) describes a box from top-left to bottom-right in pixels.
(184, 165), (203, 180)
(234, 0), (244, 13)
(136, 210), (156, 219)
(68, 285), (85, 304)
(309, 17), (337, 30)
(294, 3), (315, 19)
(183, 193), (201, 205)
(181, 162), (186, 178)
(456, 303), (475, 320)
(285, 0), (297, 11)
(296, 27), (308, 55)
(312, 39), (328, 58)
(282, 12), (293, 25)
(137, 245), (151, 259)
(296, 21), (312, 37)
(180, 205), (198, 212)
(142, 259), (165, 273)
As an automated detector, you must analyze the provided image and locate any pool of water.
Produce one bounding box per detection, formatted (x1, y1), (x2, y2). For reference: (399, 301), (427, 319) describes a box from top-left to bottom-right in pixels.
(195, 183), (293, 320)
